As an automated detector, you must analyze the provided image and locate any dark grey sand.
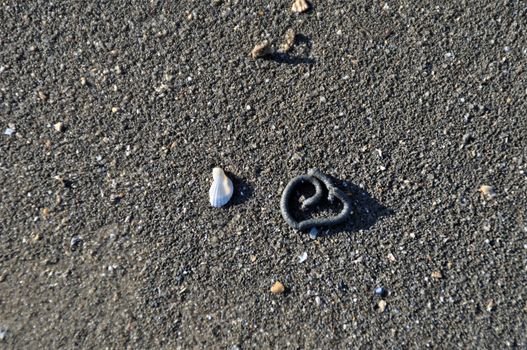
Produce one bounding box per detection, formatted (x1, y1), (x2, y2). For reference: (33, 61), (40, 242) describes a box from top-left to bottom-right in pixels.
(1, 1), (526, 348)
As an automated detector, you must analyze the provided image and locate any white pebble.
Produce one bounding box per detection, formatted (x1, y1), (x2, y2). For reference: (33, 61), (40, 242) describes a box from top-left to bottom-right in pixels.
(298, 252), (308, 263)
(4, 128), (14, 136)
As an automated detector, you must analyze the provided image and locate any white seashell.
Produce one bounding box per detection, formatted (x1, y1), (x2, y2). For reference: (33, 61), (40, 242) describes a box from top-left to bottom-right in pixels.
(209, 167), (233, 207)
(291, 0), (310, 13)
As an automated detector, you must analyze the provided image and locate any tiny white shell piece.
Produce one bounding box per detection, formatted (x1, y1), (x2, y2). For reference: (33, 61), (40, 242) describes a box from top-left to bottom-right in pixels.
(291, 0), (310, 13)
(209, 167), (233, 207)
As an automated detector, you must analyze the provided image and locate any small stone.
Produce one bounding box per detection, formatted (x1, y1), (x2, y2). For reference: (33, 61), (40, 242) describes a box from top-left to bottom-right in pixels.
(297, 252), (308, 263)
(375, 287), (387, 297)
(70, 236), (83, 251)
(485, 299), (495, 312)
(80, 77), (86, 86)
(447, 261), (453, 269)
(377, 300), (387, 313)
(251, 40), (272, 59)
(38, 90), (48, 101)
(309, 227), (318, 239)
(0, 328), (7, 341)
(111, 107), (119, 113)
(32, 231), (43, 242)
(250, 255), (257, 263)
(387, 253), (396, 262)
(461, 133), (473, 147)
(4, 128), (14, 136)
(53, 122), (65, 132)
(479, 185), (496, 199)
(41, 207), (50, 219)
(270, 281), (285, 294)
(291, 0), (310, 13)
(338, 281), (348, 292)
(431, 271), (442, 279)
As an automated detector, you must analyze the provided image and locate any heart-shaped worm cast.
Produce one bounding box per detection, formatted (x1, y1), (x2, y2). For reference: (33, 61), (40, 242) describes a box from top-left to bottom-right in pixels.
(280, 169), (353, 231)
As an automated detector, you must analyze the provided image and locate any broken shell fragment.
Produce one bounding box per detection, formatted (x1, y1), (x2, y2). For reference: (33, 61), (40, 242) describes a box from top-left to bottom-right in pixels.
(377, 300), (387, 313)
(279, 28), (296, 53)
(291, 0), (310, 13)
(251, 40), (273, 59)
(209, 167), (233, 207)
(479, 185), (496, 199)
(270, 281), (285, 294)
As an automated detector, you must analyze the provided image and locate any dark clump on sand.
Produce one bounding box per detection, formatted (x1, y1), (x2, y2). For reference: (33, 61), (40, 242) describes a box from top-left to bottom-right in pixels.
(0, 1), (526, 348)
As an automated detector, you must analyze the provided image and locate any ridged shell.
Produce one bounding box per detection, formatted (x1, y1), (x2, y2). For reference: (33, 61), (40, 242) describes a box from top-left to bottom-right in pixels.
(291, 0), (310, 13)
(209, 168), (233, 207)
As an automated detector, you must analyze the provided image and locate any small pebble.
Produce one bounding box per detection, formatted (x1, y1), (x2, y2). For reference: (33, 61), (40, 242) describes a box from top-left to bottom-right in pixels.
(270, 281), (285, 294)
(70, 236), (83, 250)
(0, 328), (7, 341)
(431, 271), (442, 279)
(338, 281), (348, 292)
(375, 287), (386, 296)
(4, 128), (14, 136)
(297, 252), (308, 263)
(461, 133), (473, 147)
(38, 90), (48, 101)
(111, 107), (119, 113)
(309, 227), (318, 239)
(377, 300), (387, 313)
(387, 253), (396, 262)
(485, 299), (495, 312)
(249, 255), (257, 263)
(479, 185), (496, 199)
(53, 122), (65, 132)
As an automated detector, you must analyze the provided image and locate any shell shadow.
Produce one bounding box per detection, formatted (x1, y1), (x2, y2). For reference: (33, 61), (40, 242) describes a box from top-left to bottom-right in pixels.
(319, 178), (393, 237)
(225, 172), (253, 207)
